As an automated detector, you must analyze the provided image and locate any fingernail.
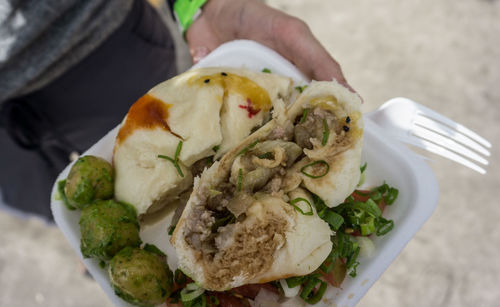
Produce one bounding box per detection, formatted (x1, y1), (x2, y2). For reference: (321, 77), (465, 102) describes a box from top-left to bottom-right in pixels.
(191, 46), (210, 64)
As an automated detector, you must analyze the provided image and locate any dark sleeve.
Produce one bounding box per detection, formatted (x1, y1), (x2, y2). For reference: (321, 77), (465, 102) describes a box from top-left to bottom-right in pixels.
(166, 0), (176, 18)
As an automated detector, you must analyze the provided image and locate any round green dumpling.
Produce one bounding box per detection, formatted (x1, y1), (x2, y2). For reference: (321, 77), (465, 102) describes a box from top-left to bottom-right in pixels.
(65, 155), (114, 209)
(109, 247), (173, 307)
(79, 200), (141, 260)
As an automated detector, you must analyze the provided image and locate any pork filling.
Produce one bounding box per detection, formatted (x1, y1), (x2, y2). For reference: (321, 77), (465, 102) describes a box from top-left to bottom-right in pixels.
(183, 106), (350, 288)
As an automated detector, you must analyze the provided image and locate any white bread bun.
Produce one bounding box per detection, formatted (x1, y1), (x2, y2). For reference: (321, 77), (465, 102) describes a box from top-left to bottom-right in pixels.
(113, 67), (292, 216)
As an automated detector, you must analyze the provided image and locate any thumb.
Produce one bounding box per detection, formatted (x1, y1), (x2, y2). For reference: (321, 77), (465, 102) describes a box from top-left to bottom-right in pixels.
(190, 46), (211, 64)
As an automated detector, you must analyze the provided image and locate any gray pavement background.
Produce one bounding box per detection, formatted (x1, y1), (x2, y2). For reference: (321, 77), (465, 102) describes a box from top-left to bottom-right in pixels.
(1, 0), (499, 306)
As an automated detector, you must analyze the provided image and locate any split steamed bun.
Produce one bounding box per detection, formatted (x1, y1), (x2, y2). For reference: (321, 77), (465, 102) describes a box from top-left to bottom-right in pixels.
(172, 80), (363, 290)
(113, 67), (293, 216)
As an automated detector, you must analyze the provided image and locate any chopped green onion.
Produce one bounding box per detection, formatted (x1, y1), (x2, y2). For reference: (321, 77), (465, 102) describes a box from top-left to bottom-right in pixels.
(299, 108), (310, 124)
(181, 283), (205, 302)
(212, 145), (220, 152)
(322, 210), (344, 230)
(175, 140), (183, 160)
(286, 276), (306, 288)
(353, 199), (382, 218)
(360, 162), (367, 173)
(257, 152), (274, 160)
(237, 140), (259, 156)
(360, 216), (376, 235)
(300, 276), (326, 304)
(385, 187), (399, 205)
(168, 225), (176, 236)
(158, 140), (184, 177)
(345, 244), (360, 277)
(376, 217), (394, 236)
(295, 85), (308, 93)
(211, 212), (235, 232)
(262, 68), (272, 73)
(237, 169), (243, 192)
(357, 163), (367, 187)
(322, 119), (330, 146)
(303, 278), (327, 304)
(300, 160), (330, 179)
(289, 198), (314, 216)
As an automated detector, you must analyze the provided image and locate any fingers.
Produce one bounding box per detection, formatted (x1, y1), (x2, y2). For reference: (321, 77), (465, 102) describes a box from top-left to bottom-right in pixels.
(185, 15), (222, 63)
(270, 16), (349, 85)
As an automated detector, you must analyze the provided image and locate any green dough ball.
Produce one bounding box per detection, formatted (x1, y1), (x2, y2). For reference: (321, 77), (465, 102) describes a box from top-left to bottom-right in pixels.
(65, 155), (114, 209)
(80, 200), (141, 260)
(109, 247), (173, 307)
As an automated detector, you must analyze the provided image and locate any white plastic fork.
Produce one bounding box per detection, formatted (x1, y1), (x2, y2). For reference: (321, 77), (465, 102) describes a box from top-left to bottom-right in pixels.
(365, 97), (492, 174)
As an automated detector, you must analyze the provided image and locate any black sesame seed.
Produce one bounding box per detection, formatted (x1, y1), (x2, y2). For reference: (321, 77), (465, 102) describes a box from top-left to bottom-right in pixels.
(204, 79), (210, 83)
(221, 72), (227, 76)
(343, 125), (350, 132)
(346, 116), (351, 123)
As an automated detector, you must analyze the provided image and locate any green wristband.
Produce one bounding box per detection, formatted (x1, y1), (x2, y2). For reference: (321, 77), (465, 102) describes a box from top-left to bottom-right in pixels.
(174, 0), (208, 35)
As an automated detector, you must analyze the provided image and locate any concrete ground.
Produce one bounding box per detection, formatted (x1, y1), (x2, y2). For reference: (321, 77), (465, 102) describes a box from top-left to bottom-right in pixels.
(1, 0), (499, 306)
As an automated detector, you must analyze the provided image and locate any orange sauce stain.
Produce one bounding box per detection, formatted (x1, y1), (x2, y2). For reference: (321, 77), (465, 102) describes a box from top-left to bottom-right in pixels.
(190, 72), (272, 117)
(116, 94), (174, 144)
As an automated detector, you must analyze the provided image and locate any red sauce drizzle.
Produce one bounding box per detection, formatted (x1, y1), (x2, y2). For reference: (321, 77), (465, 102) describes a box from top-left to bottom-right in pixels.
(116, 94), (176, 144)
(238, 98), (261, 118)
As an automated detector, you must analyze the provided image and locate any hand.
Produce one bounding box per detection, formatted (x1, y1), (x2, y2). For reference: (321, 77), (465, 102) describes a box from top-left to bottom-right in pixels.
(186, 0), (351, 87)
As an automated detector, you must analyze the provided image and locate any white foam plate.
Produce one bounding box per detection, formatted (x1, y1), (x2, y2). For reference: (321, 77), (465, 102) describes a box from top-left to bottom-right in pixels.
(51, 40), (439, 307)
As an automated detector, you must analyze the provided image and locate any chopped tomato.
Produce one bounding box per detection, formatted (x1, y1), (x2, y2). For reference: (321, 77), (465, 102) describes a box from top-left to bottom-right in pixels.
(351, 190), (387, 212)
(351, 190), (371, 202)
(230, 283), (279, 299)
(319, 259), (347, 288)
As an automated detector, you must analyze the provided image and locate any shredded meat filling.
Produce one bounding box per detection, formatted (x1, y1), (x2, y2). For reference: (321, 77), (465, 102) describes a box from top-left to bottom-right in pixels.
(204, 214), (287, 289)
(182, 107), (345, 288)
(294, 107), (338, 149)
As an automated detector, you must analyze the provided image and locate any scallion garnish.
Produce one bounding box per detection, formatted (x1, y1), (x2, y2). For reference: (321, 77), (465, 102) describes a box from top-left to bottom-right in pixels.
(299, 275), (327, 304)
(360, 216), (376, 235)
(168, 225), (176, 236)
(286, 276), (306, 288)
(289, 198), (314, 215)
(299, 108), (310, 124)
(385, 187), (399, 205)
(237, 140), (259, 156)
(322, 119), (330, 146)
(158, 140), (184, 177)
(262, 68), (272, 73)
(237, 168), (243, 192)
(180, 283), (205, 303)
(360, 162), (367, 173)
(211, 212), (235, 232)
(353, 199), (382, 218)
(322, 210), (344, 230)
(295, 85), (308, 93)
(257, 152), (274, 160)
(376, 217), (394, 236)
(300, 160), (330, 179)
(212, 145), (220, 152)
